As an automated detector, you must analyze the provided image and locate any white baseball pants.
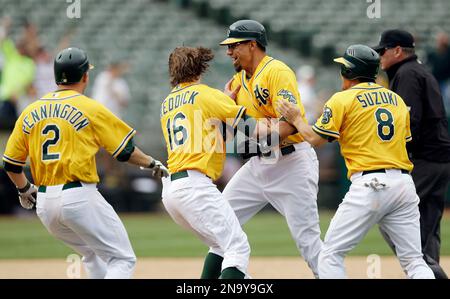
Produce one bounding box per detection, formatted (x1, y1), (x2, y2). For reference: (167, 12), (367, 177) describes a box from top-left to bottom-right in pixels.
(319, 169), (435, 279)
(36, 183), (136, 279)
(162, 170), (250, 275)
(221, 142), (323, 277)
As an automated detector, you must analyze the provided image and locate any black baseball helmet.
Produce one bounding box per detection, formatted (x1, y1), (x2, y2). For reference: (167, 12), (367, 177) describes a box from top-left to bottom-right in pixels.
(333, 44), (380, 81)
(220, 19), (267, 47)
(54, 47), (94, 85)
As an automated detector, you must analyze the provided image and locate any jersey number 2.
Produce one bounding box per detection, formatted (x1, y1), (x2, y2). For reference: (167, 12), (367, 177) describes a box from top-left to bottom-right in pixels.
(166, 112), (187, 151)
(42, 124), (60, 161)
(375, 108), (394, 141)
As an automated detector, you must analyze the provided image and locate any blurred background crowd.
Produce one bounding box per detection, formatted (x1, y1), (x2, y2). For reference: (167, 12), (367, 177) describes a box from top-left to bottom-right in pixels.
(1, 0), (450, 214)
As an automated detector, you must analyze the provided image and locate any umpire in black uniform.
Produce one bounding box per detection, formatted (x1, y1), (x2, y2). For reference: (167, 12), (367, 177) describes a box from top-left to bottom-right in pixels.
(374, 29), (450, 279)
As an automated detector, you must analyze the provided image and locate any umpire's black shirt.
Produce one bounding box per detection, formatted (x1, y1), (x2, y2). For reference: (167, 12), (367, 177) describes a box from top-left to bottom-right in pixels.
(387, 55), (450, 162)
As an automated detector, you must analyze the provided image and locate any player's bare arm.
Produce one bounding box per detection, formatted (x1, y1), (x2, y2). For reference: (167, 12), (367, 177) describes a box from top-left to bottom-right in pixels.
(120, 143), (169, 179)
(126, 146), (152, 167)
(277, 100), (327, 147)
(5, 170), (28, 189)
(278, 120), (297, 140)
(130, 147), (169, 179)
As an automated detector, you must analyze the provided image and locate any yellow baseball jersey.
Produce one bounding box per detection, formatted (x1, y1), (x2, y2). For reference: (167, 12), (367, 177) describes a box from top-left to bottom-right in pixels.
(3, 89), (136, 185)
(160, 82), (246, 180)
(231, 55), (307, 146)
(312, 82), (413, 178)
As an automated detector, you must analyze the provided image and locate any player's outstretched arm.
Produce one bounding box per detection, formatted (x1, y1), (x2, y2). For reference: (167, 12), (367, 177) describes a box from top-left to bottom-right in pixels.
(113, 137), (168, 178)
(127, 147), (169, 179)
(276, 100), (327, 147)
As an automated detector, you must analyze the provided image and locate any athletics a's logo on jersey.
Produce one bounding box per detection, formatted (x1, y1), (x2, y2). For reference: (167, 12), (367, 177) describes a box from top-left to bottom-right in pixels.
(254, 84), (269, 106)
(277, 89), (297, 104)
(321, 106), (332, 124)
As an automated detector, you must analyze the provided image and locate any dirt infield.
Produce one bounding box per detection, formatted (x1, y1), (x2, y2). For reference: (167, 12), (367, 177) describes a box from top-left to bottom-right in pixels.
(1, 256), (449, 278)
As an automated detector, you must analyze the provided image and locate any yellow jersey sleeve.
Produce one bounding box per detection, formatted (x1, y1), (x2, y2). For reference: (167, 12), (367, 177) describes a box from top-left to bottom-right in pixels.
(3, 114), (28, 166)
(312, 95), (343, 140)
(268, 70), (303, 119)
(92, 104), (136, 158)
(200, 89), (246, 128)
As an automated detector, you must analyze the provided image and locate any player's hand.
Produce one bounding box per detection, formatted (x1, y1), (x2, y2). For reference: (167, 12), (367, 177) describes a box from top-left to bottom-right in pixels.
(224, 78), (241, 101)
(140, 159), (170, 179)
(151, 160), (170, 179)
(17, 182), (37, 210)
(277, 100), (302, 125)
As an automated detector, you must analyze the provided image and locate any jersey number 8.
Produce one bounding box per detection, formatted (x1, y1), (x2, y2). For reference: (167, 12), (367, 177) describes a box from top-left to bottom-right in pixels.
(375, 108), (394, 141)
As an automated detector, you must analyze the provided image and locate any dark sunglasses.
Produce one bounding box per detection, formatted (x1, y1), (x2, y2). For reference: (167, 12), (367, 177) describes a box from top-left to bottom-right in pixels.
(227, 40), (251, 50)
(379, 47), (394, 56)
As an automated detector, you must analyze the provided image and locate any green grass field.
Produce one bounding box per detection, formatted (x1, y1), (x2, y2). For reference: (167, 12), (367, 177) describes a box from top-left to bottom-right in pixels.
(0, 210), (449, 259)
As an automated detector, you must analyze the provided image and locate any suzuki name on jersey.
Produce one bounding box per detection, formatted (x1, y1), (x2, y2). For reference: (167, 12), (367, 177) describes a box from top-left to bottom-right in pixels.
(161, 91), (199, 117)
(22, 103), (89, 134)
(356, 91), (398, 108)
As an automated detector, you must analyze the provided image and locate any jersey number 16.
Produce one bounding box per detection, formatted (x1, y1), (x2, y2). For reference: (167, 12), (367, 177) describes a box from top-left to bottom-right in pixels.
(166, 112), (188, 151)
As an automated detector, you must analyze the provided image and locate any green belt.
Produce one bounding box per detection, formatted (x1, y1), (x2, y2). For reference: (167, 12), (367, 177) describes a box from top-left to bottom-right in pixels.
(170, 170), (189, 181)
(38, 181), (82, 193)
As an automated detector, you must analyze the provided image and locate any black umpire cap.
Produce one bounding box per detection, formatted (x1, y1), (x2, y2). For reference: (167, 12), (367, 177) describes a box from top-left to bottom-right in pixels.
(372, 29), (415, 53)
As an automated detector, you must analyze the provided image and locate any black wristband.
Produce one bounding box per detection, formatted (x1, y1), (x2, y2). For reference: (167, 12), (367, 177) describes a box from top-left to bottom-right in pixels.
(148, 159), (156, 169)
(17, 181), (30, 193)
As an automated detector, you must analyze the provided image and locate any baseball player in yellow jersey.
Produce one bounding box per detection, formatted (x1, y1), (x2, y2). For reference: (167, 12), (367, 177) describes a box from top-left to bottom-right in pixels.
(277, 44), (434, 279)
(2, 47), (168, 279)
(219, 20), (323, 277)
(161, 46), (263, 279)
